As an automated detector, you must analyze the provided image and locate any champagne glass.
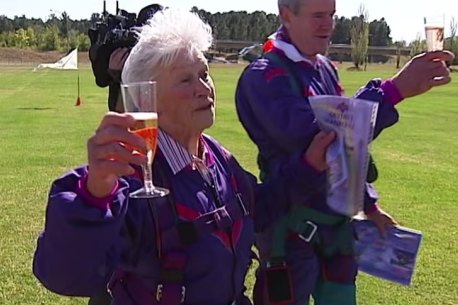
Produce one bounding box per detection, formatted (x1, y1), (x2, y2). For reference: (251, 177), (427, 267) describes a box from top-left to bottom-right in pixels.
(424, 15), (445, 51)
(120, 81), (169, 198)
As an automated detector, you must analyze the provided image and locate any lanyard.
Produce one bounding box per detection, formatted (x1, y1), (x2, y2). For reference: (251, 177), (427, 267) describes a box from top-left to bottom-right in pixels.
(193, 158), (224, 208)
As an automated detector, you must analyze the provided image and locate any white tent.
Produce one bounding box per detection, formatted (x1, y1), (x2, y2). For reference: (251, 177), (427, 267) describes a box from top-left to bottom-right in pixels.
(33, 48), (78, 71)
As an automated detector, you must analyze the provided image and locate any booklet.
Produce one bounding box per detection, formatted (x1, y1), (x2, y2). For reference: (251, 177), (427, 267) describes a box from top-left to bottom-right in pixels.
(352, 217), (423, 286)
(309, 96), (379, 216)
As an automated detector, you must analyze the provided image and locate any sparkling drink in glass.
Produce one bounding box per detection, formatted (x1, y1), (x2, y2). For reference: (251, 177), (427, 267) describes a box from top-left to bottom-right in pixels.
(424, 16), (445, 51)
(121, 81), (169, 199)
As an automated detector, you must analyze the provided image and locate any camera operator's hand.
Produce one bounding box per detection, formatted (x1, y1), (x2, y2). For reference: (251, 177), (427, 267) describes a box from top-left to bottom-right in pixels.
(86, 112), (147, 197)
(108, 47), (130, 82)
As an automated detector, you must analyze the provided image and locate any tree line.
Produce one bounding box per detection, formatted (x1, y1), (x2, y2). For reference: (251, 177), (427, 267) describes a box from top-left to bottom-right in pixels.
(0, 7), (456, 64)
(0, 13), (94, 51)
(0, 8), (396, 52)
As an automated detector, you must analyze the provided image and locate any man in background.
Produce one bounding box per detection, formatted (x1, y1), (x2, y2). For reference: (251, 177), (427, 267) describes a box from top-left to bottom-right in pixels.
(235, 0), (454, 304)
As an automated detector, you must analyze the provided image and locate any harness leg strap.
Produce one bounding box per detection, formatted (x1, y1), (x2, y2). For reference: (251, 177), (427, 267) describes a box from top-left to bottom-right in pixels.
(312, 280), (356, 305)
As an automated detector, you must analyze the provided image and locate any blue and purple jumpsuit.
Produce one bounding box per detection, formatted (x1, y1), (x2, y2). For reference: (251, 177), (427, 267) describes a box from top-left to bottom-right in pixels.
(33, 131), (324, 305)
(235, 27), (404, 305)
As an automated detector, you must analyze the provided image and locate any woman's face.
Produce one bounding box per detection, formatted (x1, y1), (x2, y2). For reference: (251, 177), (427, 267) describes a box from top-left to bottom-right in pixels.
(156, 51), (215, 137)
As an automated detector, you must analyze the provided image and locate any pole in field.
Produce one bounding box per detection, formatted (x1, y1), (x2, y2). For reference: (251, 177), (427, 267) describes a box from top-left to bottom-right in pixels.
(75, 73), (82, 106)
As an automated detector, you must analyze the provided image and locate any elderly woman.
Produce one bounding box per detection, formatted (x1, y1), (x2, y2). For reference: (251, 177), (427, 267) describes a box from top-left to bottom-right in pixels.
(33, 9), (334, 305)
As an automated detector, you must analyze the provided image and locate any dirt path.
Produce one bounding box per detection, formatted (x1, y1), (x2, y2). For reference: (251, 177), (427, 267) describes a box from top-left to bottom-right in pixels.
(0, 47), (90, 65)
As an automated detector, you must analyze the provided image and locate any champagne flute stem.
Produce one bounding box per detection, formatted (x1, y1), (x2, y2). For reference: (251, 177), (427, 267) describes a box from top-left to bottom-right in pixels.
(142, 149), (155, 194)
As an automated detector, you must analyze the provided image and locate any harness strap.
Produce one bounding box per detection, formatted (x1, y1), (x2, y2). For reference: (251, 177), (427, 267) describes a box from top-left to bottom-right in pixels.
(257, 51), (312, 183)
(271, 206), (353, 259)
(289, 205), (347, 226)
(290, 206), (353, 257)
(264, 51), (309, 98)
(151, 154), (187, 305)
(157, 252), (187, 304)
(160, 203), (246, 252)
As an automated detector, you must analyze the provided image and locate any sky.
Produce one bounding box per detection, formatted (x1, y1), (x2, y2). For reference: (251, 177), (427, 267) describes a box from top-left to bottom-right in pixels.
(2, 0), (458, 42)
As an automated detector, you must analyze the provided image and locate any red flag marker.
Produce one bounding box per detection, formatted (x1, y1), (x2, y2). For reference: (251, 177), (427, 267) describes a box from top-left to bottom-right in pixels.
(75, 73), (82, 106)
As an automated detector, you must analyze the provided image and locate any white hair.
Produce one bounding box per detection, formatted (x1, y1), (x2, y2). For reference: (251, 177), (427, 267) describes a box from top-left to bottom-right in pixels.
(278, 0), (304, 14)
(122, 8), (213, 84)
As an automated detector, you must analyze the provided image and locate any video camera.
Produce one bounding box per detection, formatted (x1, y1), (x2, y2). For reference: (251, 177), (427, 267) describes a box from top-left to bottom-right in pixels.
(88, 1), (163, 87)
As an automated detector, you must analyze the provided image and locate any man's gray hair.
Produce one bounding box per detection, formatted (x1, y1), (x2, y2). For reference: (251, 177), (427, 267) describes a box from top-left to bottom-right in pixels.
(278, 0), (304, 14)
(122, 8), (213, 84)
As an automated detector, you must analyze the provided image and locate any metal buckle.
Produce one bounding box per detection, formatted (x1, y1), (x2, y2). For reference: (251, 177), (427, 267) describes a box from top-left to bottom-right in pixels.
(298, 221), (317, 242)
(156, 284), (163, 302)
(266, 257), (286, 268)
(156, 284), (186, 303)
(180, 286), (186, 303)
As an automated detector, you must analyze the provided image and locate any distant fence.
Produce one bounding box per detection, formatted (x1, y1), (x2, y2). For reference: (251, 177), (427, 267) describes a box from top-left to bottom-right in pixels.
(214, 40), (412, 65)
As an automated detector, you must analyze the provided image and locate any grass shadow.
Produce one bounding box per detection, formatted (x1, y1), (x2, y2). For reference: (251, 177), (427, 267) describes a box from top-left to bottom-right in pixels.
(346, 66), (364, 71)
(17, 107), (53, 111)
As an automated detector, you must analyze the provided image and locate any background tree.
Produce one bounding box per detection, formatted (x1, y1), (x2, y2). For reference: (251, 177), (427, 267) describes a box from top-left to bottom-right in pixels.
(13, 28), (31, 48)
(449, 17), (457, 53)
(0, 6), (406, 57)
(332, 16), (351, 44)
(350, 4), (369, 70)
(409, 33), (426, 56)
(59, 12), (71, 49)
(248, 11), (268, 41)
(40, 25), (60, 51)
(368, 18), (392, 46)
(0, 15), (14, 32)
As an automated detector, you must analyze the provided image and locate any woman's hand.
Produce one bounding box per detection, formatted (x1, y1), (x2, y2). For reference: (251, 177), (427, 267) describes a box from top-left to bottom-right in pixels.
(86, 112), (147, 197)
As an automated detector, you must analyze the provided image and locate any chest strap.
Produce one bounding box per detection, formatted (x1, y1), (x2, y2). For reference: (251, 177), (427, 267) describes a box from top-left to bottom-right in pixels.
(159, 200), (247, 252)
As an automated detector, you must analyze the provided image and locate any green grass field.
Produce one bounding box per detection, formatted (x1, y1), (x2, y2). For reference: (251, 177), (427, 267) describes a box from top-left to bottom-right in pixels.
(0, 63), (457, 305)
